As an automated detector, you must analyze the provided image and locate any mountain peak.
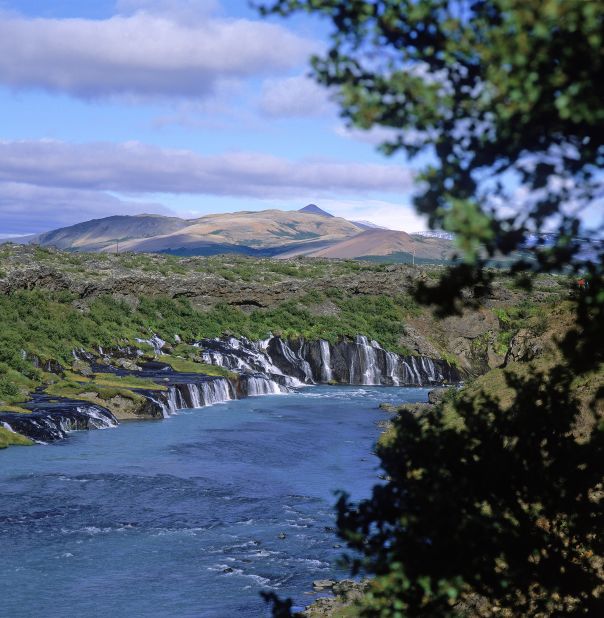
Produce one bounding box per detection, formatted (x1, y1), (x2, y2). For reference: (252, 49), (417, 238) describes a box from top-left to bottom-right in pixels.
(298, 204), (334, 218)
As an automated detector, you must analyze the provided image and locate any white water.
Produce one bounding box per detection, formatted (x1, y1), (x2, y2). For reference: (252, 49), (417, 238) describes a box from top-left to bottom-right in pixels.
(384, 351), (400, 385)
(136, 335), (166, 355)
(245, 376), (283, 396)
(196, 337), (305, 388)
(275, 339), (314, 383)
(174, 334), (454, 392)
(354, 336), (381, 385)
(76, 406), (118, 430)
(319, 339), (333, 382)
(158, 378), (234, 416)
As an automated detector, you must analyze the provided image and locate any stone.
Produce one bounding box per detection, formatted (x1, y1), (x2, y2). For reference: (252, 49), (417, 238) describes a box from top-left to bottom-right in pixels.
(312, 579), (335, 591)
(71, 359), (93, 377)
(428, 387), (450, 404)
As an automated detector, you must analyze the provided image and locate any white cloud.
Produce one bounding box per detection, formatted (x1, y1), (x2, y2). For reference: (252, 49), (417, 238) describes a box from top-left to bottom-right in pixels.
(0, 10), (316, 100)
(334, 124), (401, 146)
(318, 199), (428, 232)
(0, 182), (172, 235)
(259, 75), (333, 118)
(115, 0), (221, 22)
(0, 139), (415, 198)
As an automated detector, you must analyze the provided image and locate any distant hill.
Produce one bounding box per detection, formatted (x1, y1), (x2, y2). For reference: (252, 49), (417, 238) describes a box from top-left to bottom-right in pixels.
(34, 214), (188, 251)
(279, 228), (453, 261)
(14, 209), (364, 256)
(4, 206), (458, 262)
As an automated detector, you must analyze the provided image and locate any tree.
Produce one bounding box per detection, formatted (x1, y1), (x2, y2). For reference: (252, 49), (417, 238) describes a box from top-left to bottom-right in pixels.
(257, 0), (604, 615)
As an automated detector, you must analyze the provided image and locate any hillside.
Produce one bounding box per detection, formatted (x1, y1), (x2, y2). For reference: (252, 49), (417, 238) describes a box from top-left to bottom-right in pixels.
(116, 209), (363, 253)
(0, 243), (581, 458)
(6, 204), (459, 262)
(18, 208), (370, 256)
(34, 214), (188, 251)
(280, 228), (454, 261)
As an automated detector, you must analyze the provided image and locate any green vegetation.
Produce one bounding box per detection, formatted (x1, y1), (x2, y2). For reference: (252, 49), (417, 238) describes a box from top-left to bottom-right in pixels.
(492, 300), (549, 355)
(62, 372), (167, 391)
(45, 379), (147, 403)
(160, 357), (236, 379)
(0, 426), (33, 449)
(0, 283), (418, 407)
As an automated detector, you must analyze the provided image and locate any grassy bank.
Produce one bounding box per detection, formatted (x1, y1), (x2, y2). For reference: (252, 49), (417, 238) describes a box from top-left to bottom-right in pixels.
(0, 288), (417, 404)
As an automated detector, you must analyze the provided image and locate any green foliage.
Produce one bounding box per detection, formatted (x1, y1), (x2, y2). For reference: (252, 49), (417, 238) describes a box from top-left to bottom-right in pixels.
(0, 426), (33, 449)
(262, 0), (603, 302)
(259, 1), (604, 616)
(161, 357), (237, 379)
(0, 288), (417, 404)
(336, 364), (603, 616)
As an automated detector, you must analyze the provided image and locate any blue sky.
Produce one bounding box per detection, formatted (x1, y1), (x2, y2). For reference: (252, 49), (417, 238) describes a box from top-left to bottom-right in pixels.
(0, 0), (425, 235)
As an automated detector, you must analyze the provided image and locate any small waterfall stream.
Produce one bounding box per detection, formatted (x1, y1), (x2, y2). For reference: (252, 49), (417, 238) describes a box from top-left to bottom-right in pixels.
(0, 404), (118, 443)
(319, 340), (333, 382)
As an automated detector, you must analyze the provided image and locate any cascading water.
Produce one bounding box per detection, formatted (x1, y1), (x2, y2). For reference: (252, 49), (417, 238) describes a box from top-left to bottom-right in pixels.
(153, 378), (235, 416)
(193, 335), (459, 388)
(136, 335), (166, 355)
(0, 404), (118, 443)
(353, 336), (382, 385)
(318, 340), (333, 382)
(195, 337), (305, 388)
(242, 375), (283, 396)
(384, 351), (400, 386)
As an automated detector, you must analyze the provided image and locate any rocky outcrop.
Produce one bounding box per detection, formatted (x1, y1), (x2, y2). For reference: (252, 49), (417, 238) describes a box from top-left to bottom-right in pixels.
(142, 376), (235, 418)
(197, 335), (461, 387)
(301, 579), (370, 617)
(0, 396), (117, 443)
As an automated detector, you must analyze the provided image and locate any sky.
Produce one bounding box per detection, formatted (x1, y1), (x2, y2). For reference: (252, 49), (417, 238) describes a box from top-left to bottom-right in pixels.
(0, 0), (428, 236)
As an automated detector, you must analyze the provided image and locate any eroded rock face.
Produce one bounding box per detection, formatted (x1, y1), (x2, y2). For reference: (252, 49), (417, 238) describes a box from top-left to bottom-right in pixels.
(303, 579), (371, 617)
(505, 328), (544, 364)
(0, 396), (117, 442)
(196, 335), (462, 387)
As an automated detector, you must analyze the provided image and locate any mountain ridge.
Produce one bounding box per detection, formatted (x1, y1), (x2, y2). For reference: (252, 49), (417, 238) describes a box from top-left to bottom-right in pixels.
(2, 206), (455, 262)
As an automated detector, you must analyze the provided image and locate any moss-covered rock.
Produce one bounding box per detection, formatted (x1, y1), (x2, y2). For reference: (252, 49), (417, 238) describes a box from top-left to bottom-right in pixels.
(0, 426), (33, 448)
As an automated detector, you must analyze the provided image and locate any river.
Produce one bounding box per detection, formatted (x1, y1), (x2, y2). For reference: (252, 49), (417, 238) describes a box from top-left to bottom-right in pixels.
(0, 386), (430, 617)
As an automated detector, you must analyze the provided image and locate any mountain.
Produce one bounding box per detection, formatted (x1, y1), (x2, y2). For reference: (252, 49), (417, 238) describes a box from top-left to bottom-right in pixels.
(297, 204), (334, 217)
(279, 228), (454, 261)
(17, 209), (364, 255)
(3, 206), (457, 262)
(34, 214), (188, 251)
(351, 220), (389, 230)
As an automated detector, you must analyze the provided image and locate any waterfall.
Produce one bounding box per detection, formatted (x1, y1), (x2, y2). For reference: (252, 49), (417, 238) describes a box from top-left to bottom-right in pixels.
(199, 379), (233, 405)
(272, 338), (314, 383)
(409, 357), (423, 384)
(354, 336), (381, 385)
(136, 334), (166, 355)
(421, 357), (437, 382)
(242, 375), (283, 396)
(384, 351), (400, 386)
(153, 377), (234, 416)
(192, 335), (459, 390)
(319, 340), (333, 382)
(147, 394), (171, 418)
(0, 405), (118, 443)
(195, 337), (305, 388)
(76, 405), (118, 430)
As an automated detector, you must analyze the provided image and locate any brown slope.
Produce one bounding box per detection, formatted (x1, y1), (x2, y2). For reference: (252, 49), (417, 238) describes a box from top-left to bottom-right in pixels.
(278, 228), (453, 260)
(35, 214), (189, 251)
(116, 209), (363, 252)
